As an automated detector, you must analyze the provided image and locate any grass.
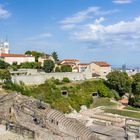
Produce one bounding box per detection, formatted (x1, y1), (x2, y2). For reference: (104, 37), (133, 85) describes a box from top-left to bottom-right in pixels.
(124, 106), (140, 111)
(104, 109), (140, 119)
(91, 97), (117, 108)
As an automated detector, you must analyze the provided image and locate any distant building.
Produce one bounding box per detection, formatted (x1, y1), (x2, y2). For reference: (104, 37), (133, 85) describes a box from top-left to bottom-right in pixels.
(78, 63), (89, 72)
(88, 61), (111, 79)
(80, 61), (111, 79)
(122, 64), (126, 72)
(38, 54), (55, 66)
(58, 59), (80, 72)
(0, 40), (10, 54)
(0, 53), (35, 65)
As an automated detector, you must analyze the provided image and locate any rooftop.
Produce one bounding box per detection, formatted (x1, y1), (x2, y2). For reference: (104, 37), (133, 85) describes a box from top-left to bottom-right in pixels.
(93, 61), (111, 67)
(78, 63), (89, 66)
(62, 59), (80, 62)
(0, 53), (33, 57)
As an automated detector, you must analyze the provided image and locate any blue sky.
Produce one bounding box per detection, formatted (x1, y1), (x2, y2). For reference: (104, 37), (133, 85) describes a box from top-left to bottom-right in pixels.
(0, 0), (140, 67)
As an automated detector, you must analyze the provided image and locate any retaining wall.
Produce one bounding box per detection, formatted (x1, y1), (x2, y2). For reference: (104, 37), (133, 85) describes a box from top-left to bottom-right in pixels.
(11, 72), (92, 85)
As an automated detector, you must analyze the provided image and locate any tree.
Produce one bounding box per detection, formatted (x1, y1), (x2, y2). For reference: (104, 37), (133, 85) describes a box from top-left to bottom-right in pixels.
(20, 62), (41, 69)
(52, 51), (59, 62)
(132, 73), (140, 97)
(0, 69), (11, 81)
(55, 66), (61, 72)
(61, 65), (72, 72)
(43, 60), (55, 73)
(25, 51), (43, 62)
(25, 51), (32, 55)
(106, 71), (132, 96)
(0, 60), (10, 69)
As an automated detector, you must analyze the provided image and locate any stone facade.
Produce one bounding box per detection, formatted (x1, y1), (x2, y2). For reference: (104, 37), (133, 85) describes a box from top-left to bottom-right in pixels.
(0, 93), (100, 140)
(11, 72), (93, 85)
(87, 62), (111, 79)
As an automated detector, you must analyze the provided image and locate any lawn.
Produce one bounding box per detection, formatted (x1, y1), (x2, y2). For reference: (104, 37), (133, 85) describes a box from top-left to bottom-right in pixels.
(91, 98), (117, 108)
(124, 106), (140, 112)
(104, 109), (140, 119)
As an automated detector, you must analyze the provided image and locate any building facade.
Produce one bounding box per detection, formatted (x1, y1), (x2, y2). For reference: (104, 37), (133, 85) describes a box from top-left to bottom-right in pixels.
(38, 54), (55, 66)
(58, 59), (80, 72)
(88, 61), (111, 79)
(0, 53), (35, 65)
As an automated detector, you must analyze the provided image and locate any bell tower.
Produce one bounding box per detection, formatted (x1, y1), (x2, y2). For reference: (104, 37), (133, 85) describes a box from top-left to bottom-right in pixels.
(0, 37), (10, 54)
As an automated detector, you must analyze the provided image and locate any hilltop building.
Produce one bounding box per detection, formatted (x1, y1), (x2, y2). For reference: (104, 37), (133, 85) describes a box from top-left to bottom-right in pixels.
(57, 59), (80, 72)
(38, 54), (55, 66)
(88, 61), (111, 79)
(0, 40), (35, 65)
(0, 40), (10, 54)
(0, 53), (35, 65)
(78, 63), (90, 72)
(78, 61), (111, 79)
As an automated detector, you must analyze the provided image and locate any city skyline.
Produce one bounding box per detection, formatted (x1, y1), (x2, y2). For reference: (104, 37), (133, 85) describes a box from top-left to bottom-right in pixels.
(0, 0), (140, 67)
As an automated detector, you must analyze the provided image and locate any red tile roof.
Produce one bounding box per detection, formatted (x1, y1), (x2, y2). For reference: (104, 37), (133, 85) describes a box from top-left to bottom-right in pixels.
(78, 63), (89, 67)
(93, 61), (110, 67)
(0, 53), (33, 57)
(62, 59), (80, 62)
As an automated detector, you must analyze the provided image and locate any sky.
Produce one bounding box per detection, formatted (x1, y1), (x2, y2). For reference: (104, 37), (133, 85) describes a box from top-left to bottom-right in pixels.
(0, 0), (140, 67)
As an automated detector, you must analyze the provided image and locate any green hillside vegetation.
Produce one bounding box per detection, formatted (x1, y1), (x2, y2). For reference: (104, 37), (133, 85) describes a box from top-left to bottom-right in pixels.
(104, 109), (140, 119)
(91, 98), (117, 108)
(3, 78), (112, 113)
(124, 106), (140, 111)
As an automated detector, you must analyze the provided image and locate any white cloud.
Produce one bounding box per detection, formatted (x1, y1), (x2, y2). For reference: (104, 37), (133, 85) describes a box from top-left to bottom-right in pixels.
(71, 16), (140, 51)
(0, 5), (11, 19)
(94, 17), (105, 24)
(113, 0), (133, 4)
(26, 32), (53, 41)
(39, 33), (53, 38)
(60, 7), (100, 25)
(60, 7), (118, 30)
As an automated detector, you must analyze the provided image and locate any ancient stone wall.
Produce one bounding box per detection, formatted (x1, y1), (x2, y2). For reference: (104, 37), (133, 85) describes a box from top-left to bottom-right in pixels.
(11, 72), (92, 85)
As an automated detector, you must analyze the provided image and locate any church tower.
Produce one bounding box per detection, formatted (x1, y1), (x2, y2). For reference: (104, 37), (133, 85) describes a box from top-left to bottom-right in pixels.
(0, 38), (10, 54)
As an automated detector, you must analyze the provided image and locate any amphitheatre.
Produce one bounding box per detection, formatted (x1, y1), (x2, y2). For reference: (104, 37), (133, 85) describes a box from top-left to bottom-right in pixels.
(0, 90), (140, 140)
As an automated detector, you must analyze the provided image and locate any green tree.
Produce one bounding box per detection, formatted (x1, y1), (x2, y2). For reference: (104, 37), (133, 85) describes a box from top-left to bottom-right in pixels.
(61, 65), (72, 72)
(0, 69), (11, 81)
(11, 62), (19, 71)
(0, 60), (10, 69)
(25, 51), (43, 62)
(43, 60), (55, 73)
(55, 66), (61, 72)
(52, 51), (59, 62)
(132, 73), (140, 97)
(20, 62), (41, 69)
(106, 71), (132, 96)
(25, 51), (32, 55)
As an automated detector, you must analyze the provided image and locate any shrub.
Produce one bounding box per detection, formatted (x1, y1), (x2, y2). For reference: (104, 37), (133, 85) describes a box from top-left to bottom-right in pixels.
(3, 81), (32, 96)
(61, 65), (72, 72)
(0, 69), (11, 81)
(53, 79), (62, 85)
(62, 77), (70, 83)
(0, 60), (10, 69)
(55, 67), (61, 72)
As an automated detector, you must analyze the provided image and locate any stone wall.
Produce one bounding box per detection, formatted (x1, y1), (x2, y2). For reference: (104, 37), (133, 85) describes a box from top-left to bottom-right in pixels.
(11, 72), (93, 85)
